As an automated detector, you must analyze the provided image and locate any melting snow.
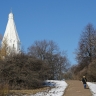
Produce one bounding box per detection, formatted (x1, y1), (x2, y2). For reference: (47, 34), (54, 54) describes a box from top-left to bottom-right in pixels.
(87, 82), (96, 96)
(30, 80), (68, 96)
(23, 80), (96, 96)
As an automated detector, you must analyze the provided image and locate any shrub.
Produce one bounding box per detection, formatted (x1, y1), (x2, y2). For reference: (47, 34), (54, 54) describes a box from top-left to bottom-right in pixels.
(88, 60), (96, 81)
(0, 54), (48, 89)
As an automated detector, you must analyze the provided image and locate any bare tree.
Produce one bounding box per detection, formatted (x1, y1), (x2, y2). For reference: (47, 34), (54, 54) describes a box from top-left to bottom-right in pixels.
(74, 23), (96, 80)
(76, 23), (96, 64)
(28, 40), (70, 80)
(28, 40), (58, 60)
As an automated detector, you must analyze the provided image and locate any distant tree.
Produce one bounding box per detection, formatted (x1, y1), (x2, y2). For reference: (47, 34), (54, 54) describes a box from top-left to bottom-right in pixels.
(52, 53), (70, 80)
(28, 40), (70, 80)
(63, 65), (77, 80)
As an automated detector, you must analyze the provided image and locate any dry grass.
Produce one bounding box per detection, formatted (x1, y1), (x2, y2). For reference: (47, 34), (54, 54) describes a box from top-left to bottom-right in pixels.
(0, 83), (9, 96)
(9, 87), (51, 95)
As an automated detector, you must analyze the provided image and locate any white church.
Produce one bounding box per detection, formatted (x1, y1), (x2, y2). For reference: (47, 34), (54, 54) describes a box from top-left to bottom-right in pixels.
(2, 12), (21, 55)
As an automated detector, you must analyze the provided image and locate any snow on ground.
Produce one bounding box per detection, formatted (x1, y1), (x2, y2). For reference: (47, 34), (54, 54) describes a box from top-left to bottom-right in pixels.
(30, 80), (68, 96)
(87, 82), (96, 96)
(22, 80), (96, 96)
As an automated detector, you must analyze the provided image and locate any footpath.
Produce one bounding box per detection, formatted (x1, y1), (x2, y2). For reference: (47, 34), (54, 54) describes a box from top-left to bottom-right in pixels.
(63, 80), (92, 96)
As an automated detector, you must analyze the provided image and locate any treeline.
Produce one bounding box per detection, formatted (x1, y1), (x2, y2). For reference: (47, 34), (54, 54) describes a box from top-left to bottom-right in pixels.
(67, 23), (96, 81)
(0, 40), (70, 89)
(1, 23), (96, 90)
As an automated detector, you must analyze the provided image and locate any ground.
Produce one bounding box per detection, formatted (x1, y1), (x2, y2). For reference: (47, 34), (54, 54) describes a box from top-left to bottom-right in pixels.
(9, 80), (95, 96)
(63, 80), (92, 96)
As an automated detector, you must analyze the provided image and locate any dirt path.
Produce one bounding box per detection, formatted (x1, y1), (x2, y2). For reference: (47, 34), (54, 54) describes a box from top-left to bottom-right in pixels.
(63, 80), (92, 96)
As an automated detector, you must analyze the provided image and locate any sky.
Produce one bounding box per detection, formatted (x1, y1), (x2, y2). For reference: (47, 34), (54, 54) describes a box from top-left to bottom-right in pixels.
(0, 0), (96, 65)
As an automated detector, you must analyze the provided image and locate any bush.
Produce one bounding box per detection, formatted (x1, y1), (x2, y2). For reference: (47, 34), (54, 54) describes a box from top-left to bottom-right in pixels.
(88, 60), (96, 81)
(0, 54), (48, 89)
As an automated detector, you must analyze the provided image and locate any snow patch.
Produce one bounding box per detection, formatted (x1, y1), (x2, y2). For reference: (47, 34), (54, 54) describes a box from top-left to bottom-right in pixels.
(87, 82), (96, 96)
(30, 80), (68, 96)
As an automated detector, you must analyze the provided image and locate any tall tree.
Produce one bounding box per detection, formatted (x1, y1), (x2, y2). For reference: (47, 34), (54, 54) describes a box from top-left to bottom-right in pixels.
(76, 23), (96, 64)
(74, 23), (96, 80)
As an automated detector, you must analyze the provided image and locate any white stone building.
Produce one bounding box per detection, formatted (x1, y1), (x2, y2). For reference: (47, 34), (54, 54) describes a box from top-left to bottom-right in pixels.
(2, 12), (21, 55)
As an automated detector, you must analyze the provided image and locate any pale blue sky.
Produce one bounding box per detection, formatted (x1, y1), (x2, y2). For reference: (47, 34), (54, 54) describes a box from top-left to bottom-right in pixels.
(0, 0), (96, 64)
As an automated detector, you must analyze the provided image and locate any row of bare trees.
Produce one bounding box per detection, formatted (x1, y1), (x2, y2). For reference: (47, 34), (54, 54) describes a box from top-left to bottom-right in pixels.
(1, 23), (96, 85)
(0, 37), (70, 89)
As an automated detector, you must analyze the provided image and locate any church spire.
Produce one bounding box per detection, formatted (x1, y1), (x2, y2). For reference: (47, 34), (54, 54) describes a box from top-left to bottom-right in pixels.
(2, 12), (21, 55)
(9, 12), (13, 19)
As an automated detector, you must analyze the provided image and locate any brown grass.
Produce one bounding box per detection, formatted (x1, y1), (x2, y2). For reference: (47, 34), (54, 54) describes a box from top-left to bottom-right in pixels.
(0, 83), (9, 96)
(9, 87), (51, 95)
